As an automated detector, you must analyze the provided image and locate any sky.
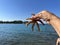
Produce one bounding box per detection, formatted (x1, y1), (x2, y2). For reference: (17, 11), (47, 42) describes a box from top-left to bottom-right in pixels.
(0, 0), (60, 21)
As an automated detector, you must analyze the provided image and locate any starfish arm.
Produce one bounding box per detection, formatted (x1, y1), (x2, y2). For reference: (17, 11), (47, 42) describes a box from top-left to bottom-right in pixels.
(39, 20), (45, 25)
(32, 23), (35, 31)
(36, 22), (40, 32)
(26, 18), (32, 20)
(26, 21), (33, 27)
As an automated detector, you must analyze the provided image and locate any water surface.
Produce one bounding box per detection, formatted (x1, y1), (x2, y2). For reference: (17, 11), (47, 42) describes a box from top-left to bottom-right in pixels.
(0, 24), (58, 45)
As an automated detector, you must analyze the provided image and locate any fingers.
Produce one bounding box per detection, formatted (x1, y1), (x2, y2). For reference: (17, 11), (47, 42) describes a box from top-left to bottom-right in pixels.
(35, 13), (42, 18)
(56, 38), (60, 45)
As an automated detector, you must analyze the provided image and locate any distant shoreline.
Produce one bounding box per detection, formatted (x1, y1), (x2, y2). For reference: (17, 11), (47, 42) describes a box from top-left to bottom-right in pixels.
(0, 20), (28, 24)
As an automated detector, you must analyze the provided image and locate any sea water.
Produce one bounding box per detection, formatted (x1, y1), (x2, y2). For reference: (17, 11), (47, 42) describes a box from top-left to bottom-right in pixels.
(0, 24), (58, 45)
